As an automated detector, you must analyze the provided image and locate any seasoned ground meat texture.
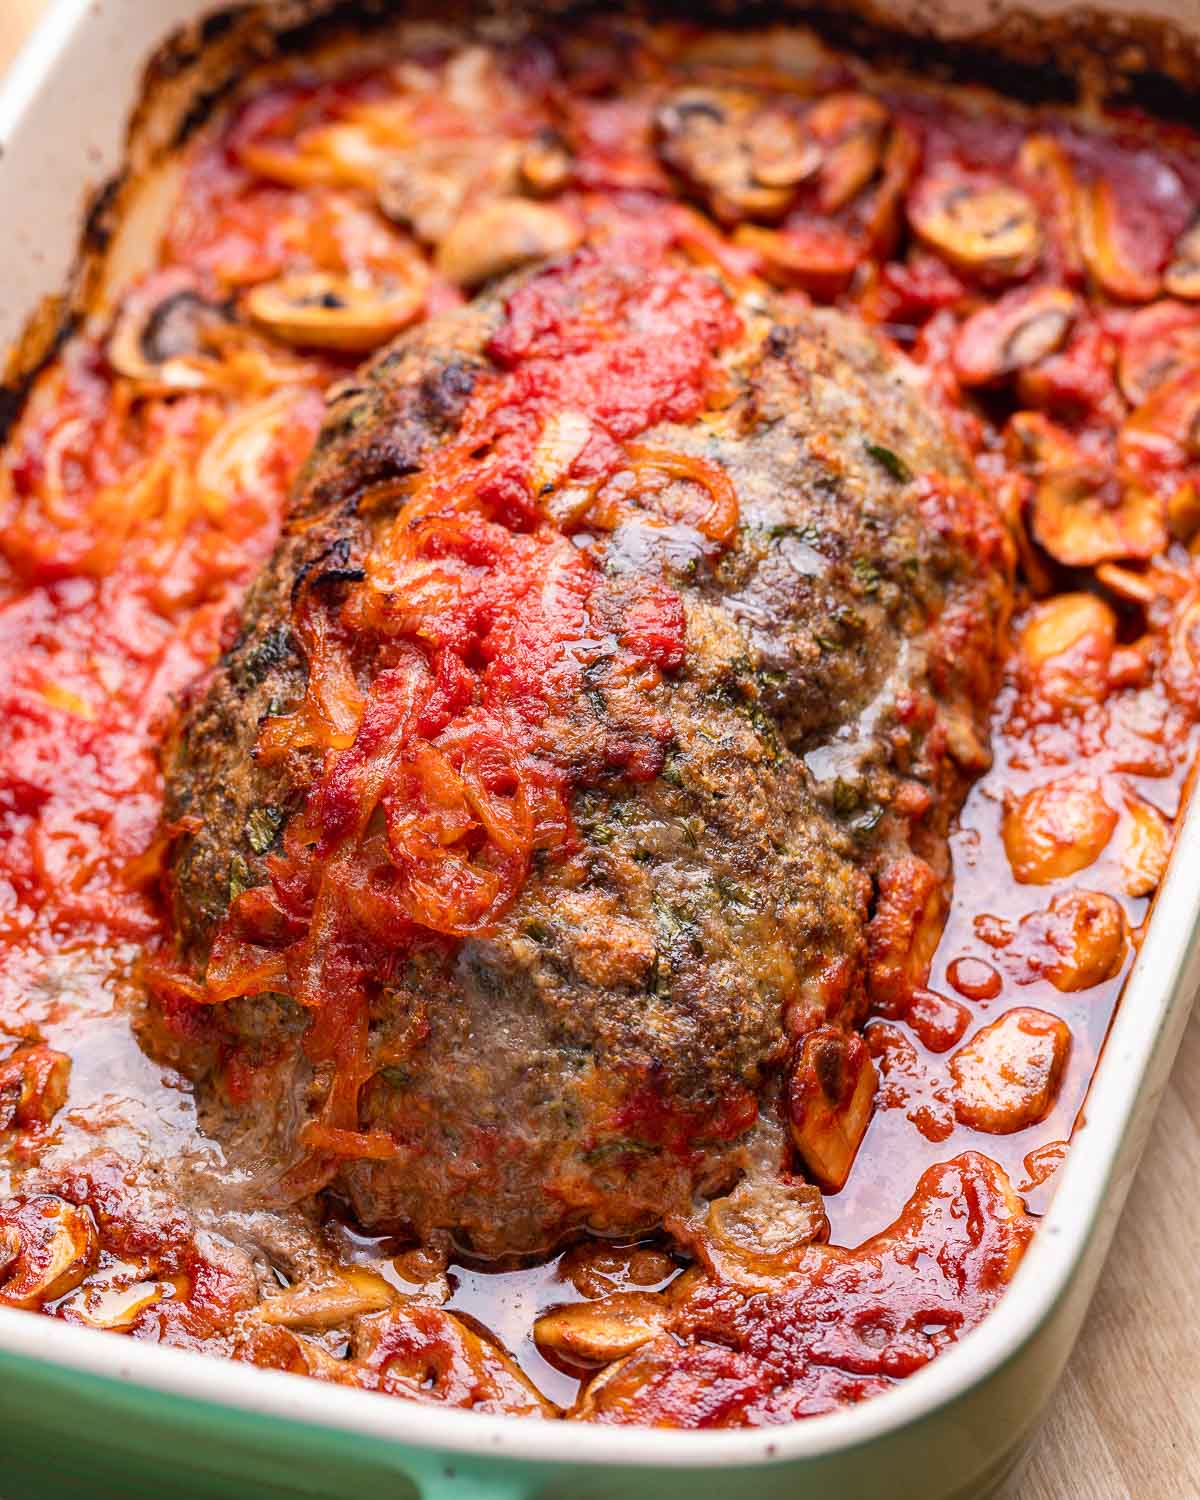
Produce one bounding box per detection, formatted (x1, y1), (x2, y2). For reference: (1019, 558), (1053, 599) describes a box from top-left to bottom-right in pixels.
(160, 250), (1011, 1257)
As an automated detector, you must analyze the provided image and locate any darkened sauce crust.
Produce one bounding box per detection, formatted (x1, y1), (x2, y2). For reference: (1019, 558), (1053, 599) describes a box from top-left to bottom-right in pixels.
(0, 6), (1198, 1426)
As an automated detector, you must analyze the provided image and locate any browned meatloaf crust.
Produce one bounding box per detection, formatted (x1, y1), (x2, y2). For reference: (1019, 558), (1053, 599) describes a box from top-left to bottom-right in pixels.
(160, 258), (1012, 1257)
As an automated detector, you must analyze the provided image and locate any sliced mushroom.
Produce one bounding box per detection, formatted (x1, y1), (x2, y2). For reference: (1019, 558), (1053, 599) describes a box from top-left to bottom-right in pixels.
(805, 92), (889, 213)
(556, 1242), (677, 1300)
(0, 1043), (70, 1132)
(863, 121), (921, 258)
(259, 1265), (397, 1330)
(953, 285), (1078, 386)
(788, 1025), (877, 1191)
(1165, 218), (1200, 300)
(352, 1305), (553, 1415)
(0, 1195), (98, 1309)
(534, 1292), (671, 1367)
(1002, 774), (1117, 884)
(745, 105), (823, 190)
(1117, 300), (1200, 407)
(949, 1009), (1070, 1134)
(1033, 469), (1167, 568)
(245, 271), (425, 353)
(434, 198), (580, 289)
(234, 1322), (350, 1379)
(58, 1277), (178, 1332)
(1166, 588), (1200, 703)
(1077, 179), (1161, 303)
(377, 139), (522, 245)
(1120, 366), (1200, 474)
(1019, 890), (1128, 992)
(1168, 481), (1200, 542)
(1093, 561), (1174, 608)
(655, 87), (819, 224)
(1119, 796), (1172, 898)
(240, 120), (391, 191)
(674, 1174), (828, 1284)
(1018, 591), (1116, 710)
(1004, 410), (1088, 477)
(107, 271), (232, 390)
(734, 221), (860, 297)
(1017, 135), (1082, 278)
(908, 167), (1041, 281)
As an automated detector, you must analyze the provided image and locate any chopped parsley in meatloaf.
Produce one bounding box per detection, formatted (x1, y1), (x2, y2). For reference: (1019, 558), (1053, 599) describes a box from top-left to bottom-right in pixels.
(158, 246), (1012, 1257)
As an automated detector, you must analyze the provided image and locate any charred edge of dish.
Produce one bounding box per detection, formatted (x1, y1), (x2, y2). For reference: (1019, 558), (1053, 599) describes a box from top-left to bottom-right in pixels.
(3, 0), (1200, 443)
(673, 0), (1200, 102)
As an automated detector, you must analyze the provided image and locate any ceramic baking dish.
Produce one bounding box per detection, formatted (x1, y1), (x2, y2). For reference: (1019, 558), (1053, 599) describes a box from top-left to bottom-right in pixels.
(1, 3), (1198, 1497)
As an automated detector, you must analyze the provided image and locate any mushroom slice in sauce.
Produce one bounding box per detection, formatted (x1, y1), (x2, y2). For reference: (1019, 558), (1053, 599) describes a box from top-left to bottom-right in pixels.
(1005, 409), (1088, 477)
(0, 1042), (70, 1131)
(953, 285), (1078, 386)
(433, 198), (580, 288)
(1120, 366), (1200, 472)
(1117, 300), (1200, 407)
(655, 87), (819, 224)
(534, 1292), (672, 1366)
(949, 1008), (1070, 1134)
(377, 139), (521, 245)
(107, 271), (233, 389)
(1017, 134), (1083, 278)
(258, 1265), (397, 1330)
(1077, 179), (1162, 303)
(908, 167), (1041, 281)
(735, 220), (860, 296)
(519, 130), (573, 196)
(788, 1025), (877, 1192)
(804, 91), (889, 212)
(1033, 469), (1167, 568)
(245, 271), (426, 352)
(0, 1195), (99, 1309)
(1165, 217), (1200, 301)
(672, 1175), (829, 1286)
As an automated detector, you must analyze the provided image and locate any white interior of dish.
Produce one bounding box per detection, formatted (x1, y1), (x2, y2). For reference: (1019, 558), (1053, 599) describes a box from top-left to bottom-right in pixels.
(1, 0), (1198, 1472)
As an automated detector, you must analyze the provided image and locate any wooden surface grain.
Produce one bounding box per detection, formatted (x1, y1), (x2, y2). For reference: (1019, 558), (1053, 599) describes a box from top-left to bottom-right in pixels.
(2, 4), (1198, 1496)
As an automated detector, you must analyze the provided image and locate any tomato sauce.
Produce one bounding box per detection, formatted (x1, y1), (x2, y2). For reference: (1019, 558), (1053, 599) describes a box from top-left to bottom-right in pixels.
(2, 14), (1199, 1424)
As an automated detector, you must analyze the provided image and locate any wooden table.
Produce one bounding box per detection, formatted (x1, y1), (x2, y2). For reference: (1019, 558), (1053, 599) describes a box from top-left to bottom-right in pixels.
(2, 4), (1198, 1495)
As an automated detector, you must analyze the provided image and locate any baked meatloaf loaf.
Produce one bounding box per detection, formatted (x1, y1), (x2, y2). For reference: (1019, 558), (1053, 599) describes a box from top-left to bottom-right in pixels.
(158, 241), (1012, 1256)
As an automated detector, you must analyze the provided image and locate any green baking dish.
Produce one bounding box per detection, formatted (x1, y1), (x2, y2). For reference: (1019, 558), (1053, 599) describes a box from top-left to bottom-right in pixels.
(1, 2), (1198, 1496)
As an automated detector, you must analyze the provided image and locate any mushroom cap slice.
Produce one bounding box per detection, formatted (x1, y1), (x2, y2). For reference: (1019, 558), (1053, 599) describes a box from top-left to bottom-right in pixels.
(1121, 365), (1200, 471)
(433, 197), (580, 288)
(107, 271), (233, 390)
(246, 271), (426, 353)
(0, 1194), (98, 1309)
(655, 86), (820, 224)
(1165, 218), (1200, 301)
(805, 92), (889, 213)
(1117, 300), (1200, 407)
(908, 167), (1041, 281)
(1033, 469), (1167, 568)
(734, 221), (860, 296)
(1078, 179), (1162, 303)
(953, 285), (1078, 386)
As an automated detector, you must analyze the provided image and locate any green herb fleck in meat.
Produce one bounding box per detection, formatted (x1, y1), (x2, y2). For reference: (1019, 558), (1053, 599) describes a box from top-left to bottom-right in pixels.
(864, 440), (913, 483)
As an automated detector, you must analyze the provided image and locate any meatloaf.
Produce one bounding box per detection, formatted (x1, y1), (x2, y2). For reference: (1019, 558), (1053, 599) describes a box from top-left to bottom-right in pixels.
(158, 244), (1012, 1257)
